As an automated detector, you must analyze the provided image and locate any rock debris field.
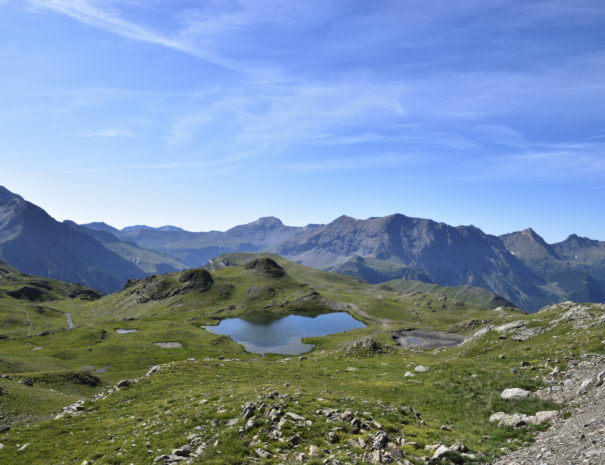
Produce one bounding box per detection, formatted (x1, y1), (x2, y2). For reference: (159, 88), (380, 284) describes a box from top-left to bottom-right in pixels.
(492, 354), (604, 465)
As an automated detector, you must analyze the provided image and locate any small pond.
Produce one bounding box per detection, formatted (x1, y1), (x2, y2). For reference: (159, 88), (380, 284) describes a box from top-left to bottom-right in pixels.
(203, 312), (365, 355)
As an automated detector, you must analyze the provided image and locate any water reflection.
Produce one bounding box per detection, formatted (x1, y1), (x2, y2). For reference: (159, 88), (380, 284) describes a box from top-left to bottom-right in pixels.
(204, 312), (365, 355)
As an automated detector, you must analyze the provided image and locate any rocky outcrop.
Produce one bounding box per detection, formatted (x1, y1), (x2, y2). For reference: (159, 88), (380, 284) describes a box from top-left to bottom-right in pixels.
(243, 257), (286, 278)
(125, 268), (214, 303)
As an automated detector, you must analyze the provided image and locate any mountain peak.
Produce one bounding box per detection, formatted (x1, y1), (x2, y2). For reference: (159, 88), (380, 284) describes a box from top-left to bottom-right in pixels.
(332, 214), (356, 224)
(0, 186), (23, 203)
(252, 217), (284, 227)
(82, 222), (120, 234)
(560, 233), (599, 248)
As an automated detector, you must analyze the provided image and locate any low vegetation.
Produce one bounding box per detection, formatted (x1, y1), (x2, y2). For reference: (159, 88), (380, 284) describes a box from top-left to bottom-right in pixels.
(0, 254), (602, 464)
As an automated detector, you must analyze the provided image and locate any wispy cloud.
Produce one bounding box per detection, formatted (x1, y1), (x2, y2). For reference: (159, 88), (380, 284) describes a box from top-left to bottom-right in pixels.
(288, 152), (415, 173)
(488, 142), (605, 180)
(62, 128), (135, 138)
(24, 0), (248, 73)
(15, 0), (605, 184)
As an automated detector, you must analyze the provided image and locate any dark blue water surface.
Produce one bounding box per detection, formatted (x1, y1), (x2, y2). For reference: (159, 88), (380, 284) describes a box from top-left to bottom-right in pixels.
(204, 312), (365, 355)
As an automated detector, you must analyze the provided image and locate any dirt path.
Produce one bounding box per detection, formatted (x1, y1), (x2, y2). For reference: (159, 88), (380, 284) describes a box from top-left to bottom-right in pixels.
(23, 310), (32, 337)
(351, 307), (392, 329)
(66, 312), (74, 329)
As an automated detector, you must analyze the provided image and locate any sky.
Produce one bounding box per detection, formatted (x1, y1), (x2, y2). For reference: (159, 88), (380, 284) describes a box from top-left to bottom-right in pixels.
(1, 0), (604, 242)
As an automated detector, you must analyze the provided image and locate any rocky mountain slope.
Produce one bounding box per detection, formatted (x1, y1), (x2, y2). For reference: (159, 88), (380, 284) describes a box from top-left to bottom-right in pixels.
(86, 213), (605, 312)
(0, 187), (184, 293)
(84, 217), (317, 268)
(3, 185), (604, 311)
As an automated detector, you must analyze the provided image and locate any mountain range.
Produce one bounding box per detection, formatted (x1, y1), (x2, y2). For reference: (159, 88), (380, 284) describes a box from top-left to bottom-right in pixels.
(1, 185), (604, 311)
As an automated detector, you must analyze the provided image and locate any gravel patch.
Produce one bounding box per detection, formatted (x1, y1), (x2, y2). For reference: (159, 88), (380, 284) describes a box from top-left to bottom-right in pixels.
(492, 355), (605, 465)
(154, 342), (183, 349)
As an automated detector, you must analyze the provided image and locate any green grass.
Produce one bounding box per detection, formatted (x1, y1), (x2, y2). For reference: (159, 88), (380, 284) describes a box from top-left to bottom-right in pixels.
(0, 254), (602, 464)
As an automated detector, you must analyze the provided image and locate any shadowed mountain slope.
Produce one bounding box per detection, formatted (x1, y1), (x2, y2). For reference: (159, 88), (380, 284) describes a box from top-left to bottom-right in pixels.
(88, 213), (605, 312)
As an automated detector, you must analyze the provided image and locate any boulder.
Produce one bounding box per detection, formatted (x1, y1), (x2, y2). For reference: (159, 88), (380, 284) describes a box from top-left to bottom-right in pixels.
(433, 445), (450, 458)
(242, 402), (255, 419)
(371, 431), (388, 450)
(529, 410), (559, 424)
(500, 388), (531, 399)
(489, 412), (530, 428)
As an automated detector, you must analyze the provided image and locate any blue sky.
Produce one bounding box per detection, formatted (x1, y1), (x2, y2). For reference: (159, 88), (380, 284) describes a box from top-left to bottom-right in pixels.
(1, 0), (604, 242)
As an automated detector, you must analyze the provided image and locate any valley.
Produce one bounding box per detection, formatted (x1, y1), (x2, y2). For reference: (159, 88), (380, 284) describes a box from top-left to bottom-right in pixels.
(0, 254), (603, 464)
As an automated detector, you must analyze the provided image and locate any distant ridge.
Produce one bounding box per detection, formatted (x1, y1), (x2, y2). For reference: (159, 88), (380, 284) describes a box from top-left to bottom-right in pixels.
(0, 186), (186, 292)
(3, 186), (604, 311)
(88, 212), (605, 311)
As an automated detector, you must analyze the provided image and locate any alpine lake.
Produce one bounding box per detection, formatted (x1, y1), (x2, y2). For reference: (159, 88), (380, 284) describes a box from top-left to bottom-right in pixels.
(203, 311), (365, 355)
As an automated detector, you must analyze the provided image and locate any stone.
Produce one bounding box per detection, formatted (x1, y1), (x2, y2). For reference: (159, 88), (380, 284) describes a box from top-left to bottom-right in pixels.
(368, 449), (382, 464)
(577, 378), (593, 395)
(340, 409), (354, 421)
(414, 365), (429, 373)
(245, 418), (257, 429)
(390, 446), (404, 459)
(309, 445), (320, 457)
(500, 388), (531, 399)
(171, 445), (191, 457)
(433, 445), (450, 458)
(489, 412), (530, 428)
(327, 431), (339, 443)
(242, 402), (255, 419)
(495, 320), (526, 332)
(116, 379), (132, 388)
(254, 448), (271, 459)
(285, 411), (305, 421)
(404, 371), (415, 377)
(530, 410), (559, 424)
(371, 431), (388, 450)
(450, 442), (467, 453)
(146, 365), (160, 377)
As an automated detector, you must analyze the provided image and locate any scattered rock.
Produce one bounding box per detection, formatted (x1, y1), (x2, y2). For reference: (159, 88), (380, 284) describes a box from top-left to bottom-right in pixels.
(116, 379), (133, 388)
(285, 411), (305, 421)
(242, 402), (256, 419)
(146, 365), (160, 376)
(349, 338), (383, 353)
(414, 365), (429, 373)
(370, 431), (388, 450)
(529, 410), (559, 425)
(433, 444), (450, 458)
(500, 388), (531, 399)
(254, 448), (272, 459)
(489, 412), (531, 428)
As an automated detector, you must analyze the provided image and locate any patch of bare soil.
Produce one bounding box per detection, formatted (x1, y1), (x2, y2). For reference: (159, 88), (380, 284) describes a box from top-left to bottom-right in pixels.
(391, 329), (466, 348)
